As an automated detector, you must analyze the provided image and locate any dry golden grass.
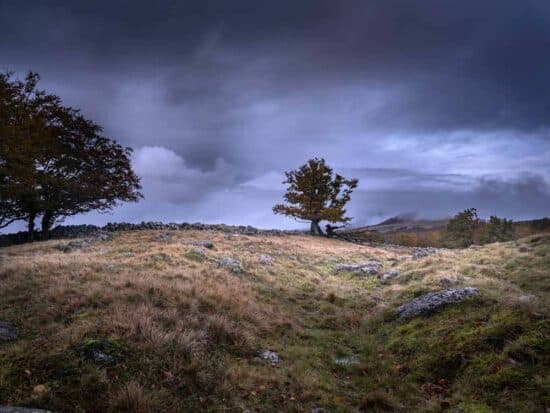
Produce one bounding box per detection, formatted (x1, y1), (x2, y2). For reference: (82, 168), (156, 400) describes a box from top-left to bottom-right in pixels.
(0, 230), (548, 412)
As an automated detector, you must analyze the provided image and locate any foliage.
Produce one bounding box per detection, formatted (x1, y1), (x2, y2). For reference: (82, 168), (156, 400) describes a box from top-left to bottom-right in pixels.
(273, 158), (358, 235)
(443, 208), (481, 248)
(479, 215), (515, 243)
(0, 71), (142, 238)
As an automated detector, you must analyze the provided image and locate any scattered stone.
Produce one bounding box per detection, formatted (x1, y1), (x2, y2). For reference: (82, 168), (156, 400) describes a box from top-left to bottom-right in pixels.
(438, 275), (468, 287)
(260, 350), (280, 365)
(258, 254), (274, 265)
(397, 288), (479, 319)
(379, 269), (399, 282)
(412, 247), (439, 260)
(90, 350), (115, 365)
(335, 261), (382, 276)
(0, 407), (55, 413)
(91, 231), (112, 241)
(153, 232), (173, 242)
(191, 240), (214, 249)
(57, 239), (91, 253)
(77, 338), (119, 366)
(120, 252), (134, 258)
(333, 355), (360, 366)
(216, 257), (243, 273)
(0, 321), (18, 342)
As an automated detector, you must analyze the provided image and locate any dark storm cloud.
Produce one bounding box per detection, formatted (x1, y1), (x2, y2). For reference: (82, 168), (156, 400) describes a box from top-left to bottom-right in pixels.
(1, 0), (549, 230)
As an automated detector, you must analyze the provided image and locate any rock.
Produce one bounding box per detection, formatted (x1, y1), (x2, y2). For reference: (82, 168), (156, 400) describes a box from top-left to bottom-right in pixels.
(258, 254), (274, 265)
(57, 239), (91, 253)
(0, 408), (55, 413)
(0, 321), (18, 342)
(397, 288), (479, 319)
(333, 355), (360, 366)
(153, 232), (173, 242)
(379, 269), (399, 282)
(185, 248), (207, 262)
(260, 350), (280, 365)
(518, 244), (529, 252)
(191, 240), (214, 249)
(90, 350), (115, 365)
(335, 261), (382, 276)
(438, 275), (468, 287)
(216, 257), (243, 273)
(412, 247), (438, 260)
(91, 231), (112, 241)
(120, 252), (134, 257)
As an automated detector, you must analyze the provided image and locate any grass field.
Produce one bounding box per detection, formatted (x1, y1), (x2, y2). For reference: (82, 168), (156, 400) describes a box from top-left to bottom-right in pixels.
(0, 230), (548, 412)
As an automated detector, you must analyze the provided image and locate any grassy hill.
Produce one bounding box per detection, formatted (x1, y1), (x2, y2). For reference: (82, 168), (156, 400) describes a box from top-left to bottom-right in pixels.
(0, 230), (548, 412)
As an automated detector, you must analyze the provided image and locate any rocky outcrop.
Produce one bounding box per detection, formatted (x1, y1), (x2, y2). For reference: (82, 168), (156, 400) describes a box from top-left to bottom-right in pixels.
(397, 288), (478, 319)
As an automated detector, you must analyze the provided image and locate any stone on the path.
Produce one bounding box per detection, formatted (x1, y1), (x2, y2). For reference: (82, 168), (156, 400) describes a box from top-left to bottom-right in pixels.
(216, 257), (243, 273)
(397, 288), (479, 319)
(0, 321), (18, 342)
(260, 350), (280, 365)
(191, 240), (214, 249)
(0, 408), (55, 413)
(335, 261), (382, 276)
(258, 254), (274, 265)
(379, 269), (399, 282)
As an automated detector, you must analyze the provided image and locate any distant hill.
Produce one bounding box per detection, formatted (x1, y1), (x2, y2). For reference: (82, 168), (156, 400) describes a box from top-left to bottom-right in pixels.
(345, 217), (450, 235)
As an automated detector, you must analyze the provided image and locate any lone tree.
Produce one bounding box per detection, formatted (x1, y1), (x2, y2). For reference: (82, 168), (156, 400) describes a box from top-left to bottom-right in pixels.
(0, 71), (142, 240)
(273, 158), (358, 235)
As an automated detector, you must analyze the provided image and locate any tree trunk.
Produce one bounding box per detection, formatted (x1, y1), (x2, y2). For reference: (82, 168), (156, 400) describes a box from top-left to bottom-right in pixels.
(27, 212), (36, 242)
(310, 220), (323, 236)
(41, 210), (54, 239)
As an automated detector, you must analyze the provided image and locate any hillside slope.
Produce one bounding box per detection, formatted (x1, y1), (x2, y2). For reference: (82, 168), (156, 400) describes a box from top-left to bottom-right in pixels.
(0, 231), (548, 412)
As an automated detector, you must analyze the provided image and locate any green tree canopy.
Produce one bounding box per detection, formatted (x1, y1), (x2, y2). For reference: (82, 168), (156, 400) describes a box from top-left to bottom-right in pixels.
(0, 71), (142, 239)
(273, 158), (358, 235)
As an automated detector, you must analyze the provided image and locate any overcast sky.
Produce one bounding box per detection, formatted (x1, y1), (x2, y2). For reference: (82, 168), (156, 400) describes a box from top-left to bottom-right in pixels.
(2, 0), (549, 231)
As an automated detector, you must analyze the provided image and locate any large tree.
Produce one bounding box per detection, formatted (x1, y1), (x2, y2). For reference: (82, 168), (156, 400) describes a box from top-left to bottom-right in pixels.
(0, 71), (142, 239)
(273, 158), (358, 235)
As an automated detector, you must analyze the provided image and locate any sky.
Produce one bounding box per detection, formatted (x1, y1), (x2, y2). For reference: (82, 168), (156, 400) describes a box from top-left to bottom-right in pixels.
(1, 0), (549, 231)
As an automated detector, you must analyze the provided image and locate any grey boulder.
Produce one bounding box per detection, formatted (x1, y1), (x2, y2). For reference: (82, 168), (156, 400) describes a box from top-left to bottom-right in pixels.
(397, 288), (479, 319)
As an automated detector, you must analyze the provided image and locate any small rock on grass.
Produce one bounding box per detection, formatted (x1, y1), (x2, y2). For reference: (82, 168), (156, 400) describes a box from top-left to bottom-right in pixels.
(335, 261), (382, 276)
(191, 240), (214, 249)
(258, 254), (274, 265)
(260, 350), (280, 365)
(0, 321), (18, 342)
(216, 257), (243, 273)
(397, 288), (479, 319)
(379, 269), (399, 282)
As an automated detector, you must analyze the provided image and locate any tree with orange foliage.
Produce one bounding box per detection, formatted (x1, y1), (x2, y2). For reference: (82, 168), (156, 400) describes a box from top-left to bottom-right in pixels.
(273, 158), (358, 235)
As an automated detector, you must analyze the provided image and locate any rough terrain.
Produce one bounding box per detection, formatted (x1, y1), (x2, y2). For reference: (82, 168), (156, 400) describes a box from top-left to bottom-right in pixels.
(0, 230), (548, 412)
